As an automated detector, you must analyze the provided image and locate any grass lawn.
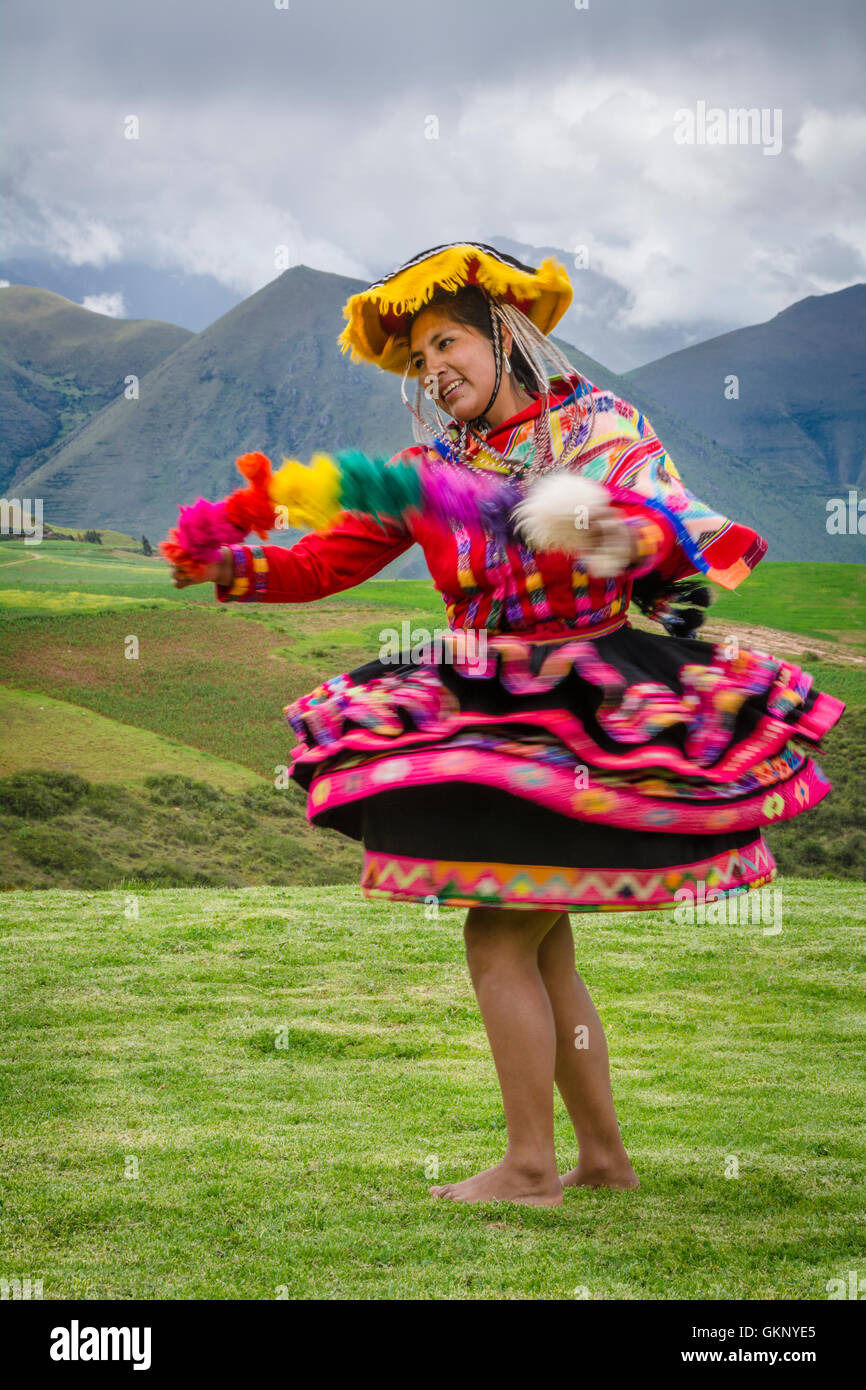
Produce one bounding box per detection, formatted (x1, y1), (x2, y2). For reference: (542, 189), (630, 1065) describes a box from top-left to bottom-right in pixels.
(0, 878), (862, 1300)
(709, 561), (866, 642)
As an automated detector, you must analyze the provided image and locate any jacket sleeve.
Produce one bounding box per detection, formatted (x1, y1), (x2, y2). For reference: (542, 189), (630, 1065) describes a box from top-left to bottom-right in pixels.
(608, 501), (678, 579)
(214, 510), (413, 604)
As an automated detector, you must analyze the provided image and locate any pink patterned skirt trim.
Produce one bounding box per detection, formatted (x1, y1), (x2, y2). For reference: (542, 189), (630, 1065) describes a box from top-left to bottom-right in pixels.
(289, 698), (843, 784)
(360, 836), (777, 912)
(304, 745), (829, 836)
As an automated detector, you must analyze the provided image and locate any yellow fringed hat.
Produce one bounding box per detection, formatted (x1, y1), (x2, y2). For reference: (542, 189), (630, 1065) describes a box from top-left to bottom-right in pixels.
(338, 241), (573, 376)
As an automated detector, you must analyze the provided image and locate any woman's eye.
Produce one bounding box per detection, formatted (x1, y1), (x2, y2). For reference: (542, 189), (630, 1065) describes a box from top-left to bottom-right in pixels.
(412, 335), (454, 368)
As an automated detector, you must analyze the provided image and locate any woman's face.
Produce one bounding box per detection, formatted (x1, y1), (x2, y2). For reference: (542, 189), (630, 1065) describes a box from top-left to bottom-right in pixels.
(408, 306), (514, 421)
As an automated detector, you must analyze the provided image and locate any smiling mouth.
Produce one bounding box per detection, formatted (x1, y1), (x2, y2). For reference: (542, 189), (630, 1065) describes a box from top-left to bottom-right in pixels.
(442, 378), (466, 399)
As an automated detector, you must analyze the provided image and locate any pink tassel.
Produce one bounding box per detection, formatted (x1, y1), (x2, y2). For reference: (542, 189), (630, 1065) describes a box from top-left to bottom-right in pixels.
(174, 497), (247, 567)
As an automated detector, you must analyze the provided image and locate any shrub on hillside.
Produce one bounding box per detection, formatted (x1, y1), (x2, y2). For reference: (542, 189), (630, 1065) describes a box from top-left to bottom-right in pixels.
(0, 770), (90, 819)
(765, 705), (866, 880)
(83, 783), (145, 826)
(133, 860), (218, 887)
(13, 823), (99, 872)
(237, 784), (305, 818)
(142, 774), (228, 811)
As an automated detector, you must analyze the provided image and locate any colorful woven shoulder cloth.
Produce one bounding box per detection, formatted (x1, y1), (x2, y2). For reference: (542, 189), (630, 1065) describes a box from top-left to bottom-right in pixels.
(559, 392), (768, 589)
(434, 382), (767, 590)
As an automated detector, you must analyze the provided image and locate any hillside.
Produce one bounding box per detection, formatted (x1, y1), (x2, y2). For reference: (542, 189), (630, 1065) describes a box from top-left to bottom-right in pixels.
(9, 267), (400, 540)
(488, 233), (734, 374)
(0, 285), (192, 492)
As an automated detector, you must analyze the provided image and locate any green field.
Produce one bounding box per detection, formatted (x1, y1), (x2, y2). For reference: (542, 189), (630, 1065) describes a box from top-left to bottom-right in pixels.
(0, 878), (862, 1299)
(4, 539), (863, 633)
(0, 536), (173, 603)
(0, 687), (263, 790)
(708, 561), (866, 641)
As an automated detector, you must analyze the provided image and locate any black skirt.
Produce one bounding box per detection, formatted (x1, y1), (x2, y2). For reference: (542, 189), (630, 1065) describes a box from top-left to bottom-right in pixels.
(283, 624), (843, 912)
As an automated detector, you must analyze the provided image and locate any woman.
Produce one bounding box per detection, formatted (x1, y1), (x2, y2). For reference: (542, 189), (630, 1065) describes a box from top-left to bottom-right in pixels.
(170, 242), (843, 1207)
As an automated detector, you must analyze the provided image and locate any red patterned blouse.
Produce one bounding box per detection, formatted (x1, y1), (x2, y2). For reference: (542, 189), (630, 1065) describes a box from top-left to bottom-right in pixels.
(215, 377), (677, 638)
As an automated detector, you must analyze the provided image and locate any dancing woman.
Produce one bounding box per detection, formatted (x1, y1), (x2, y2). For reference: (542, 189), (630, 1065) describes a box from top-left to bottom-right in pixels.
(169, 243), (843, 1206)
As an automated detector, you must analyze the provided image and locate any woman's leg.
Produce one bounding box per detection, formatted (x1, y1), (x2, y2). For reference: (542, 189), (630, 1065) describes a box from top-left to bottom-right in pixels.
(429, 906), (563, 1206)
(536, 913), (639, 1188)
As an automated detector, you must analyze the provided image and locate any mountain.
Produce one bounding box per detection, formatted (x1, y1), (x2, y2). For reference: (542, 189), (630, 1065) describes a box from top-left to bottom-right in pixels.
(625, 284), (866, 560)
(3, 240), (750, 374)
(0, 286), (192, 493)
(6, 267), (404, 541)
(0, 257), (244, 334)
(6, 267), (858, 562)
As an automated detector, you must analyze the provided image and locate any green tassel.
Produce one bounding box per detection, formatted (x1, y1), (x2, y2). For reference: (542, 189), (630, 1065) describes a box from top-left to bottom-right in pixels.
(335, 450), (422, 521)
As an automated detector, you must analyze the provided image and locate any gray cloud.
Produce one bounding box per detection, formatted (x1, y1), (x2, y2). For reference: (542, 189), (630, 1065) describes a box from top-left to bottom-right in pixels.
(2, 0), (864, 367)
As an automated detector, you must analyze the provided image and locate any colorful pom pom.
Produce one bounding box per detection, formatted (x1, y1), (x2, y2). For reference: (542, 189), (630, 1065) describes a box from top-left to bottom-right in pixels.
(159, 451), (279, 574)
(335, 450), (422, 521)
(224, 451), (278, 539)
(268, 453), (342, 531)
(420, 462), (520, 537)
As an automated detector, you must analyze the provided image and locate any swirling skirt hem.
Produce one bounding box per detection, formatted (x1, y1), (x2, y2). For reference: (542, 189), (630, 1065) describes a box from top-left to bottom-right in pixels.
(289, 692), (844, 784)
(360, 836), (777, 912)
(303, 745), (828, 836)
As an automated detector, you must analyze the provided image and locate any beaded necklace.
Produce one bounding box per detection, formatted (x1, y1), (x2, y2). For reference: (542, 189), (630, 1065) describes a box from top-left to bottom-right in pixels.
(429, 372), (597, 487)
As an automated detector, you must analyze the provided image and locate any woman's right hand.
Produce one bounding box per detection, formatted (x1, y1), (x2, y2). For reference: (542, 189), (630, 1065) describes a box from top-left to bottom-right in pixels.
(169, 545), (234, 589)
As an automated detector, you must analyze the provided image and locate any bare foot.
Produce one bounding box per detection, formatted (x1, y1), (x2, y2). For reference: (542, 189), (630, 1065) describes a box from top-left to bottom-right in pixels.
(561, 1156), (640, 1190)
(430, 1160), (563, 1206)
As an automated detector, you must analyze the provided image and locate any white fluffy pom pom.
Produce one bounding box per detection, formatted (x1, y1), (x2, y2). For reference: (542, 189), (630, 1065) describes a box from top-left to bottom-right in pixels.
(510, 471), (634, 576)
(510, 472), (608, 552)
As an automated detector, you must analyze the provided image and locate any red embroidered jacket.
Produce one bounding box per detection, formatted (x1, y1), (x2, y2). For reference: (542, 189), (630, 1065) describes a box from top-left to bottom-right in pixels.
(215, 381), (692, 637)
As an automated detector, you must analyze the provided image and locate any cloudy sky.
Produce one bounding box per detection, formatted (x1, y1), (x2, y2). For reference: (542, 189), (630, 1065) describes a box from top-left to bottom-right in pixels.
(2, 0), (864, 368)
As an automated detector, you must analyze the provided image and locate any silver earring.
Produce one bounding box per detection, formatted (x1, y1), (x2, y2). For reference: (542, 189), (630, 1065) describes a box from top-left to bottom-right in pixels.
(504, 356), (512, 374)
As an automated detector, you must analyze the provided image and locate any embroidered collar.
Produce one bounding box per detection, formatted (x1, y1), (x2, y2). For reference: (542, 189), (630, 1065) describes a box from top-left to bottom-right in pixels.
(459, 373), (584, 468)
